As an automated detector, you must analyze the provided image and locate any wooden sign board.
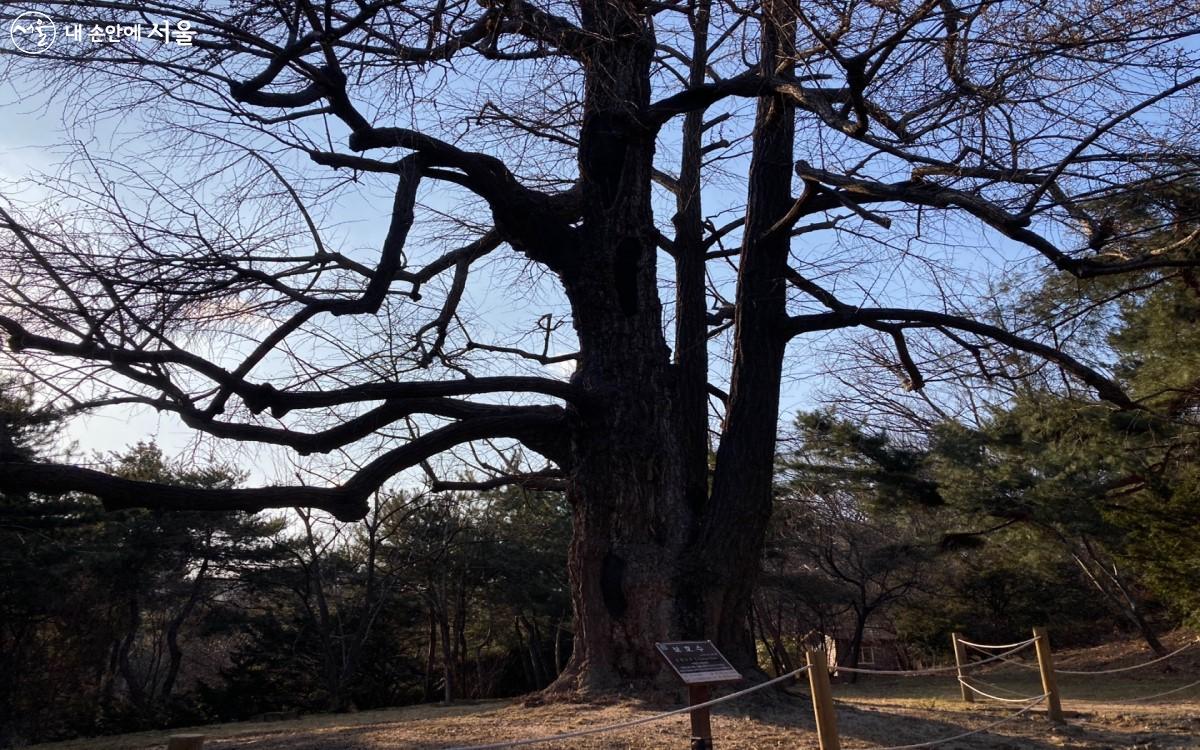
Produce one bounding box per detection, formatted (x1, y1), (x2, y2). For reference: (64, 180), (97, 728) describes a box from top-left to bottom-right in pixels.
(656, 640), (742, 685)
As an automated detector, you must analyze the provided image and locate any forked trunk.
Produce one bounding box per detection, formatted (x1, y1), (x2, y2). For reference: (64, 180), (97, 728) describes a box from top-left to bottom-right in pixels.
(689, 0), (797, 672)
(549, 0), (796, 693)
(549, 1), (698, 693)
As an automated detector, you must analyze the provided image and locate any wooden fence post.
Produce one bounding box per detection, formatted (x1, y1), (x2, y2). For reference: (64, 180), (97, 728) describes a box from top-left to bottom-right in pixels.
(166, 735), (205, 750)
(1032, 626), (1064, 723)
(951, 632), (974, 703)
(688, 684), (713, 750)
(806, 648), (841, 750)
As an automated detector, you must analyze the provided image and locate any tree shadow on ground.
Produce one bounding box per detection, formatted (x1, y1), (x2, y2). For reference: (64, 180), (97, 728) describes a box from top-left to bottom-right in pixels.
(198, 694), (1200, 749)
(746, 696), (1200, 750)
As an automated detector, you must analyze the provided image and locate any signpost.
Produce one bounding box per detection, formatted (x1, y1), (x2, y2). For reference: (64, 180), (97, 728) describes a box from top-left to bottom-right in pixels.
(657, 641), (742, 749)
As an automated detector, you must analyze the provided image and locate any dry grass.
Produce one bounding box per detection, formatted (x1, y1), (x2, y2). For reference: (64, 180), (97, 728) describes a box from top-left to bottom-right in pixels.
(32, 633), (1200, 750)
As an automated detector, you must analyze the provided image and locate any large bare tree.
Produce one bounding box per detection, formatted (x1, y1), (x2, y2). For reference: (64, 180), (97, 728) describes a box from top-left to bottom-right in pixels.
(1, 0), (1197, 692)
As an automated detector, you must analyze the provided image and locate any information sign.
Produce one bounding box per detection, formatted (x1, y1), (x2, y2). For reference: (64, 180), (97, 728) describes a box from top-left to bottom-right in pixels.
(656, 640), (742, 685)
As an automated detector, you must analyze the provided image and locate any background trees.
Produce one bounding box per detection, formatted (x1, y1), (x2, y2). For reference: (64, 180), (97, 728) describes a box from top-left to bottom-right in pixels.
(1, 368), (1196, 745)
(776, 181), (1200, 658)
(0, 388), (572, 743)
(0, 385), (282, 741)
(760, 405), (1187, 678)
(764, 416), (938, 676)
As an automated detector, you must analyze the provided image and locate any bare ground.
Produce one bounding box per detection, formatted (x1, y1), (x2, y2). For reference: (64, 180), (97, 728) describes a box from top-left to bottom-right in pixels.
(33, 633), (1200, 749)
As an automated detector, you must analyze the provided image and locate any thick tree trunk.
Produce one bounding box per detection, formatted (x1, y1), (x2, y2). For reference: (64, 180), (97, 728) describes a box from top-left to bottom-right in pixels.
(693, 0), (797, 672)
(549, 0), (798, 692)
(549, 1), (698, 694)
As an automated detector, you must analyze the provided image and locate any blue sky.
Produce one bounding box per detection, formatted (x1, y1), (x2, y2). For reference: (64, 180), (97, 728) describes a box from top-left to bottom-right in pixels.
(0, 62), (1035, 477)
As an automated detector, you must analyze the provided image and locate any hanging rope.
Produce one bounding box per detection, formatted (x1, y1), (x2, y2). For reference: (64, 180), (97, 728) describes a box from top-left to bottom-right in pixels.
(954, 637), (1039, 650)
(838, 639), (1039, 676)
(960, 641), (1040, 670)
(864, 694), (1048, 750)
(1115, 678), (1200, 702)
(444, 665), (809, 750)
(958, 674), (1039, 698)
(961, 637), (1198, 675)
(1054, 639), (1198, 675)
(957, 677), (1045, 703)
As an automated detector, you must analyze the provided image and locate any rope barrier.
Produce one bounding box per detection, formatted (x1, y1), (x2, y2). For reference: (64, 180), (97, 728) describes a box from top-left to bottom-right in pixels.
(835, 664), (960, 676)
(961, 641), (1040, 670)
(957, 677), (1044, 704)
(839, 639), (1038, 676)
(836, 663), (965, 676)
(862, 694), (1048, 750)
(1054, 639), (1198, 675)
(957, 674), (1039, 698)
(443, 665), (810, 750)
(443, 632), (1193, 749)
(961, 637), (1198, 676)
(1113, 677), (1200, 702)
(954, 637), (1039, 651)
